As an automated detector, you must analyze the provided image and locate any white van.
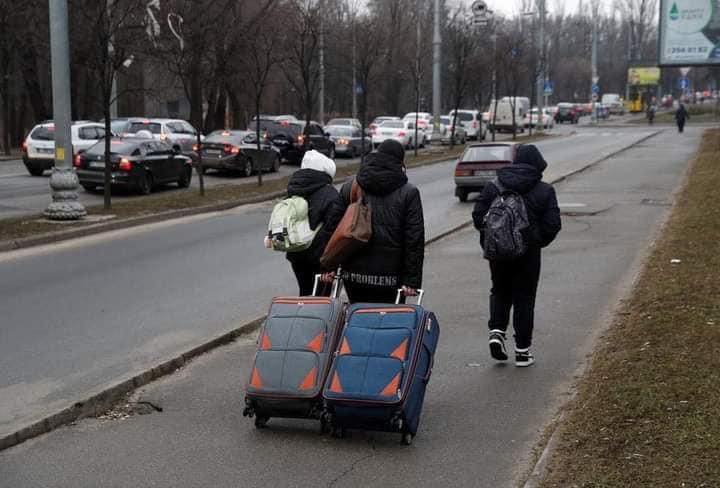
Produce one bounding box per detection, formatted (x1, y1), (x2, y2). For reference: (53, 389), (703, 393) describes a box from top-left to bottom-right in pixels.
(600, 93), (624, 115)
(488, 97), (530, 133)
(447, 109), (485, 140)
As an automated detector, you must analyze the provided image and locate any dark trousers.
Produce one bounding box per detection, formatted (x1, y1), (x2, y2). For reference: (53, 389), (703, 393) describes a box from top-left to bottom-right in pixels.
(291, 261), (331, 297)
(487, 247), (542, 350)
(345, 283), (399, 304)
(677, 120), (685, 133)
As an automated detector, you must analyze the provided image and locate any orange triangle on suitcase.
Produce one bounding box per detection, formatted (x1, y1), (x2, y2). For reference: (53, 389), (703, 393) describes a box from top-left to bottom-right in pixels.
(306, 332), (324, 353)
(329, 371), (343, 393)
(298, 366), (318, 390)
(339, 337), (352, 355)
(260, 332), (272, 351)
(390, 338), (408, 361)
(250, 367), (263, 389)
(380, 372), (401, 397)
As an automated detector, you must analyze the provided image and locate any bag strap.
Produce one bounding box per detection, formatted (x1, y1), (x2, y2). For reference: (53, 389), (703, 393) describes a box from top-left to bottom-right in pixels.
(350, 178), (363, 204)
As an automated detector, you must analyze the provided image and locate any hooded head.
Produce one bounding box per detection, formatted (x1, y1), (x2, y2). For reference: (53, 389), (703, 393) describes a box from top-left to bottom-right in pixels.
(497, 144), (546, 193)
(356, 139), (408, 195)
(301, 149), (336, 178)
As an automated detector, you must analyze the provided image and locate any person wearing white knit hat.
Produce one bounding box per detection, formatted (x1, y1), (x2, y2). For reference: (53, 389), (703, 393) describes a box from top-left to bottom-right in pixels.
(281, 150), (343, 295)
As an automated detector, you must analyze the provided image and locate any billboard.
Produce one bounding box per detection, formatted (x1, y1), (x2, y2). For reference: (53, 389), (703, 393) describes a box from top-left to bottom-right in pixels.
(659, 0), (720, 66)
(628, 67), (662, 85)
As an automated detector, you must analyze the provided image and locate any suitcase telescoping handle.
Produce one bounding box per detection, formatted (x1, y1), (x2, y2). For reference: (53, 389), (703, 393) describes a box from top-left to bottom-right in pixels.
(396, 288), (425, 306)
(312, 267), (343, 298)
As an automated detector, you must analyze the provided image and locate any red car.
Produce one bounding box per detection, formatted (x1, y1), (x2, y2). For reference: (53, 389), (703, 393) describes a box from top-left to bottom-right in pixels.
(454, 142), (518, 202)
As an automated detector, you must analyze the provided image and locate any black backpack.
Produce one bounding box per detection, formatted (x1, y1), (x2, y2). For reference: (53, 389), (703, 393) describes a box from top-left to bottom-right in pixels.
(482, 180), (530, 260)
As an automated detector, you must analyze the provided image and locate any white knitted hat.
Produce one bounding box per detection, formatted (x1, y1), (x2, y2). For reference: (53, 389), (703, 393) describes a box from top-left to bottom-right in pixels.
(301, 150), (336, 179)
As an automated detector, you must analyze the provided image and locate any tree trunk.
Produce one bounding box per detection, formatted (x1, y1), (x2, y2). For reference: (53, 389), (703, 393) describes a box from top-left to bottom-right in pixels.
(255, 98), (263, 187)
(103, 101), (112, 211)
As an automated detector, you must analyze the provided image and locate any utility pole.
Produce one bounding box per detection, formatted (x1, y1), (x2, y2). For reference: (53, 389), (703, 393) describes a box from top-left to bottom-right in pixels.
(536, 0), (545, 132)
(45, 0), (86, 220)
(319, 0), (325, 125)
(431, 0), (442, 144)
(414, 0), (421, 156)
(352, 17), (357, 120)
(108, 0), (118, 118)
(591, 13), (598, 123)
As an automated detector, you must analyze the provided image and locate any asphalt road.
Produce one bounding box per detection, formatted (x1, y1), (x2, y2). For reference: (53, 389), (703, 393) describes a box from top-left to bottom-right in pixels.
(0, 125), (660, 441)
(0, 126), (700, 487)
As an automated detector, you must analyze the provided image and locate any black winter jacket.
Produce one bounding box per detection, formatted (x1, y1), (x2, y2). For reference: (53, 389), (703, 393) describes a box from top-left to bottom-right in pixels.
(285, 169), (345, 269)
(339, 152), (425, 289)
(472, 145), (561, 249)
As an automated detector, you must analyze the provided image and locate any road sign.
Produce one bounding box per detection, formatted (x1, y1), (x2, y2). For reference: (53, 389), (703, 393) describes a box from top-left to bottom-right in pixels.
(679, 67), (691, 76)
(543, 81), (553, 96)
(355, 84), (363, 95)
(592, 75), (600, 84)
(592, 93), (599, 101)
(472, 0), (492, 25)
(592, 84), (600, 94)
(679, 77), (689, 90)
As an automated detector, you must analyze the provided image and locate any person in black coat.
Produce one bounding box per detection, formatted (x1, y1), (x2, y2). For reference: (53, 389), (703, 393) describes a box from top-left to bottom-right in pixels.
(284, 150), (344, 296)
(675, 103), (689, 133)
(338, 139), (425, 303)
(472, 144), (561, 367)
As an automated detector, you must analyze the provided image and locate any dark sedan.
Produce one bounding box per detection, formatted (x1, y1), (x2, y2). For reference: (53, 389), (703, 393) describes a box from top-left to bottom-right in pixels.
(453, 142), (517, 202)
(75, 138), (193, 195)
(198, 130), (280, 177)
(324, 125), (370, 158)
(256, 120), (335, 164)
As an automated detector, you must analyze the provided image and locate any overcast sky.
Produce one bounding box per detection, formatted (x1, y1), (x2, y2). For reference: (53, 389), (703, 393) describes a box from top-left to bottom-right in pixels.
(480, 0), (588, 17)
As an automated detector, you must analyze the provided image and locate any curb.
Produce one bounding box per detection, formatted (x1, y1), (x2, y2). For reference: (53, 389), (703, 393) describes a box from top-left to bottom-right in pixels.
(0, 130), (636, 452)
(0, 316), (265, 452)
(0, 152), (464, 254)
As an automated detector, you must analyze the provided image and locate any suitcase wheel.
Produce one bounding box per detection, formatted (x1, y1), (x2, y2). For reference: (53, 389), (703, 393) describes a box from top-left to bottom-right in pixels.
(254, 416), (270, 429)
(401, 432), (414, 446)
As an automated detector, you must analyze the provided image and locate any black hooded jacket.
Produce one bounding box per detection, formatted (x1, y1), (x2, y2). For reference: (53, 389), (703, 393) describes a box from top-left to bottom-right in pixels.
(339, 141), (425, 289)
(285, 169), (345, 268)
(472, 144), (561, 249)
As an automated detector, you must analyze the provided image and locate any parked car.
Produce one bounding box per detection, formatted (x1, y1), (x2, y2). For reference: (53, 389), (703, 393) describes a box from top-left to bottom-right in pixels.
(523, 107), (555, 129)
(251, 114), (299, 123)
(199, 130), (280, 176)
(488, 97), (530, 133)
(554, 103), (580, 124)
(403, 112), (434, 145)
(74, 137), (193, 195)
(595, 103), (610, 119)
(21, 121), (107, 176)
(325, 118), (361, 129)
(600, 93), (625, 115)
(369, 116), (400, 132)
(371, 119), (417, 149)
(447, 109), (485, 140)
(325, 125), (370, 158)
(123, 118), (201, 154)
(439, 116), (467, 144)
(454, 142), (517, 202)
(258, 120), (335, 163)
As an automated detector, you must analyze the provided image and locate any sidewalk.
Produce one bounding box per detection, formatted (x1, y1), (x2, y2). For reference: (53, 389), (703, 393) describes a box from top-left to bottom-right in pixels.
(0, 128), (701, 487)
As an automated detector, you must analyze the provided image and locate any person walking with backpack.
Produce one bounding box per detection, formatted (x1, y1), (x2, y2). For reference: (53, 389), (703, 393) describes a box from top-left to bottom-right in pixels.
(267, 150), (344, 296)
(472, 144), (561, 367)
(675, 103), (689, 133)
(334, 139), (425, 303)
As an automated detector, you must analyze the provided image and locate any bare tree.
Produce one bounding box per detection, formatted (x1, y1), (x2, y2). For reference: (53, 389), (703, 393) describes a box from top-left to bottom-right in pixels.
(445, 7), (479, 147)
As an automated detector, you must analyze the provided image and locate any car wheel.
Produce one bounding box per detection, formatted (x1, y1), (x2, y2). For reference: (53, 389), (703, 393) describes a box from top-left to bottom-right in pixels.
(351, 146), (358, 159)
(243, 159), (254, 178)
(81, 184), (96, 192)
(328, 146), (336, 159)
(271, 155), (280, 172)
(137, 171), (153, 195)
(178, 165), (192, 188)
(456, 188), (468, 202)
(27, 167), (44, 177)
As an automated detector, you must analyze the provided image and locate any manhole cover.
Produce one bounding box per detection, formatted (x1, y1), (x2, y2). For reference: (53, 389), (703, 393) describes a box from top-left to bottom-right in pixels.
(641, 198), (671, 206)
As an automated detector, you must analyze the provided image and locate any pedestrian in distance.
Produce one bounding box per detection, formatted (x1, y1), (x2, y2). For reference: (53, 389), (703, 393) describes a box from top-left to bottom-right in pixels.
(675, 103), (689, 133)
(472, 144), (561, 367)
(273, 150), (344, 296)
(646, 101), (656, 125)
(336, 139), (425, 303)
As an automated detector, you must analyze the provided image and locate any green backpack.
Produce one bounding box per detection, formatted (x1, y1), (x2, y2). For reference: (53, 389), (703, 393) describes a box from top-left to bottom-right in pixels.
(267, 196), (321, 252)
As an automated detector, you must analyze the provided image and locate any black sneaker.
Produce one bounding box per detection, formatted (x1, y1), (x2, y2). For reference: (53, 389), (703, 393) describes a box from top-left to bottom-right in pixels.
(515, 348), (535, 367)
(488, 330), (508, 361)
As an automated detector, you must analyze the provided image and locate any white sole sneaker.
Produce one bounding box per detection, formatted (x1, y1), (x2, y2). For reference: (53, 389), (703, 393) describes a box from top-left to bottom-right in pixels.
(489, 330), (508, 361)
(515, 349), (535, 367)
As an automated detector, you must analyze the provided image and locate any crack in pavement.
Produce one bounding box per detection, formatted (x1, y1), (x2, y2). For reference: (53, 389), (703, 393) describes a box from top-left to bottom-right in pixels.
(326, 442), (377, 488)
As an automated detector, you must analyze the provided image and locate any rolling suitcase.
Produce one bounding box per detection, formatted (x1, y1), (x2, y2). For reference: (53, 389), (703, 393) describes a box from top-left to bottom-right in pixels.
(322, 290), (440, 445)
(243, 276), (345, 430)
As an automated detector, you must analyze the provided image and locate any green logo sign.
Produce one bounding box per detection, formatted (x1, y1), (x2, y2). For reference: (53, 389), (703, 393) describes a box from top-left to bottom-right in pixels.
(669, 2), (679, 21)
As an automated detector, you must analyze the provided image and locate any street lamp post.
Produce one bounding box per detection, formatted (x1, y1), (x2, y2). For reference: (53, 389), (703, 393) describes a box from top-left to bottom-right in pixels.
(45, 0), (86, 220)
(431, 0), (442, 144)
(536, 0), (546, 133)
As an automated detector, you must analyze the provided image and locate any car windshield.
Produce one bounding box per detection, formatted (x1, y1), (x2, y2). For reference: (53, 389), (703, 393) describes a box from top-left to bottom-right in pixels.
(127, 122), (162, 134)
(86, 140), (138, 155)
(328, 119), (352, 126)
(30, 126), (55, 141)
(452, 112), (474, 121)
(326, 127), (355, 137)
(110, 121), (128, 133)
(205, 132), (248, 145)
(461, 145), (513, 162)
(440, 117), (452, 125)
(381, 122), (404, 129)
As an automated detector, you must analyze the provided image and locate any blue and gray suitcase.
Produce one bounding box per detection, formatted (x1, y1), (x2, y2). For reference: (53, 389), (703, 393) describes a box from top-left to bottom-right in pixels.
(322, 290), (440, 445)
(243, 277), (345, 430)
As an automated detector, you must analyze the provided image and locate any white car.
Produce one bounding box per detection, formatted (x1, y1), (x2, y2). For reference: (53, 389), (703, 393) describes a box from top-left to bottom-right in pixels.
(447, 109), (485, 140)
(403, 112), (434, 145)
(21, 121), (107, 176)
(124, 118), (202, 153)
(371, 120), (418, 149)
(523, 108), (555, 129)
(439, 116), (467, 144)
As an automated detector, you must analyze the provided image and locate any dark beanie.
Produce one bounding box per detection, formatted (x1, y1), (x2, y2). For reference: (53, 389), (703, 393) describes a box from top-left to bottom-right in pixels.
(377, 139), (405, 164)
(514, 144), (547, 173)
